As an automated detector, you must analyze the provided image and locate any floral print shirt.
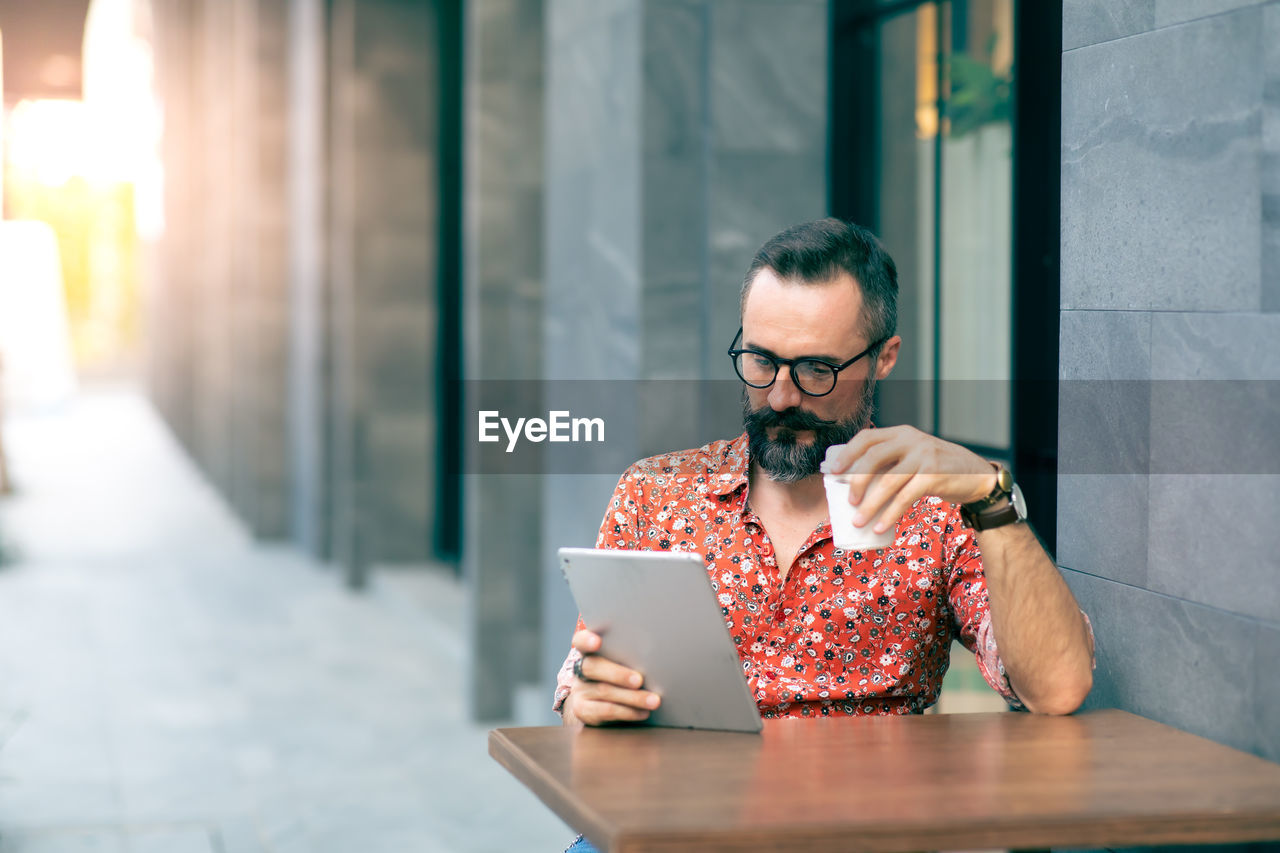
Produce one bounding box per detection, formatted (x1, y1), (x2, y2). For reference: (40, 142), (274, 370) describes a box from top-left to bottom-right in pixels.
(554, 433), (1025, 719)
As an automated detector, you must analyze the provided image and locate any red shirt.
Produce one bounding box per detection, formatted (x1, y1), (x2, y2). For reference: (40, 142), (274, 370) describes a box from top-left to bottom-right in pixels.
(555, 433), (1022, 718)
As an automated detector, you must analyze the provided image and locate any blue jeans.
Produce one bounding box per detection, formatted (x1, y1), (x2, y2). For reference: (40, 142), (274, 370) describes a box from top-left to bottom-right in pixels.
(564, 834), (598, 853)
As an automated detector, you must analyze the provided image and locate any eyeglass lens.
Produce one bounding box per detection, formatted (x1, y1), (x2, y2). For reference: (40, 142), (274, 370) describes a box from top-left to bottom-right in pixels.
(733, 352), (837, 395)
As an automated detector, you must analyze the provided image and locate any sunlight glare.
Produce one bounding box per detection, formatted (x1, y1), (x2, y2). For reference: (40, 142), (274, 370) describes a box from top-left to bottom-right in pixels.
(7, 99), (102, 187)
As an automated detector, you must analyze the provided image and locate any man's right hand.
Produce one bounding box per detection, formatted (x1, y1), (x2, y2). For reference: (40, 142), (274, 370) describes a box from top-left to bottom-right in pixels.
(561, 629), (662, 727)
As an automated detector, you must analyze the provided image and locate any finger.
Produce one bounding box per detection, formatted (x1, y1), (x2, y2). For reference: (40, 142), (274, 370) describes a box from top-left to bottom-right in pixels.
(836, 425), (920, 467)
(827, 427), (896, 473)
(571, 629), (602, 655)
(841, 440), (904, 505)
(853, 463), (918, 527)
(579, 653), (645, 689)
(858, 470), (925, 532)
(577, 681), (662, 712)
(563, 683), (658, 726)
(872, 478), (927, 533)
(576, 699), (652, 726)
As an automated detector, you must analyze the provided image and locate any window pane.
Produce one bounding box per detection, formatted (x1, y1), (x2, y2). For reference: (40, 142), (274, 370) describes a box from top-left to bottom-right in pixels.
(872, 4), (937, 435)
(938, 0), (1013, 450)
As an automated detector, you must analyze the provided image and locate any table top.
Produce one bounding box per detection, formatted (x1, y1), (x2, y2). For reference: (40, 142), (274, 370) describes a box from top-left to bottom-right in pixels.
(490, 709), (1280, 852)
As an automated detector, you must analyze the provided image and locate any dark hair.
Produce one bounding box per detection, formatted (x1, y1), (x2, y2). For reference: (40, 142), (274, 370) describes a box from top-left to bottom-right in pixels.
(739, 218), (898, 347)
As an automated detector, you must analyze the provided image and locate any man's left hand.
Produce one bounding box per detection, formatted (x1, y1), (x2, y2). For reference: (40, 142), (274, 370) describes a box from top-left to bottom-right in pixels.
(825, 425), (996, 531)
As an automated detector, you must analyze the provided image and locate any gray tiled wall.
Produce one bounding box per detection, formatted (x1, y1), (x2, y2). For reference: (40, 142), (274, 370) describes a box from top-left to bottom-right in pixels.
(1063, 0), (1271, 51)
(149, 0), (440, 568)
(1061, 6), (1263, 312)
(148, 0), (292, 541)
(327, 0), (439, 567)
(463, 0), (547, 720)
(1057, 311), (1151, 588)
(237, 0), (292, 540)
(1059, 0), (1280, 769)
(1266, 4), (1280, 312)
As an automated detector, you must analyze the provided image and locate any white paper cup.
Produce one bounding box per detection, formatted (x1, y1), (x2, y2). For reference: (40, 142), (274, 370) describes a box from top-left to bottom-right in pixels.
(823, 473), (896, 552)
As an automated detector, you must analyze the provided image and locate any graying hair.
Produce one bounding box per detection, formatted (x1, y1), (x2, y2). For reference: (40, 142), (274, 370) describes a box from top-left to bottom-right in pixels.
(738, 218), (898, 348)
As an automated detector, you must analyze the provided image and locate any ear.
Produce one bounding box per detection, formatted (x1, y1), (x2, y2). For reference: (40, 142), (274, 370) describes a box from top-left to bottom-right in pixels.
(874, 335), (901, 380)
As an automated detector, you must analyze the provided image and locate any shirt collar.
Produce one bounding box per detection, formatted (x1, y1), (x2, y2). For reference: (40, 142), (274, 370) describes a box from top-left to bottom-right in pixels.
(710, 433), (835, 546)
(709, 433), (751, 497)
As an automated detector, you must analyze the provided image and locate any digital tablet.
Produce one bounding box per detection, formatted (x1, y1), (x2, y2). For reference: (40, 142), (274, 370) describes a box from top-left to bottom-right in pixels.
(558, 547), (762, 734)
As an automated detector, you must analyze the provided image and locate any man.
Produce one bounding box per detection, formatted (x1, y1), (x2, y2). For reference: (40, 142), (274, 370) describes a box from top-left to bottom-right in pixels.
(555, 218), (1093, 728)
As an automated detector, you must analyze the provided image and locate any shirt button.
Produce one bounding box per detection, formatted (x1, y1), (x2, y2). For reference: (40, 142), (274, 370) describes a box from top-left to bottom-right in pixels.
(761, 541), (773, 557)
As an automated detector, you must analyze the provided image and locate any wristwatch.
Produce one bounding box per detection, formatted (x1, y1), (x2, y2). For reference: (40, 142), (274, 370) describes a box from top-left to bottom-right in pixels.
(960, 462), (1027, 531)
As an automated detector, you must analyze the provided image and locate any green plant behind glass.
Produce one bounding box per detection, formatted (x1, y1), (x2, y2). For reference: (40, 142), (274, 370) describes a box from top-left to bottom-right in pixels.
(945, 33), (1013, 138)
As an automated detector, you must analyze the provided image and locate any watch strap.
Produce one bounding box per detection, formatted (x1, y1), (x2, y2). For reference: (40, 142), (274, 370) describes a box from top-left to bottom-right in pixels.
(961, 463), (1025, 531)
(961, 479), (1027, 531)
(961, 497), (1021, 531)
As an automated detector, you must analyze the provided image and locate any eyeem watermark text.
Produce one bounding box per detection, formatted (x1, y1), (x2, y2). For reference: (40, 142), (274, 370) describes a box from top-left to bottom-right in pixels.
(478, 410), (605, 453)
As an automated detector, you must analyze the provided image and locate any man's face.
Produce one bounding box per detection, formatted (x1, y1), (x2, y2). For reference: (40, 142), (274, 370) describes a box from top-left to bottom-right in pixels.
(740, 268), (898, 483)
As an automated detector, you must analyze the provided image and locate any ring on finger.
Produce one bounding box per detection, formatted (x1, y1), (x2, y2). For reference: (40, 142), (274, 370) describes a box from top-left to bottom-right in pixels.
(572, 654), (589, 681)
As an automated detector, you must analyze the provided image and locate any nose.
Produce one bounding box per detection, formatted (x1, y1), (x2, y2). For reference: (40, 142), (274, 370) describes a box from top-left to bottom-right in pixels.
(767, 365), (804, 411)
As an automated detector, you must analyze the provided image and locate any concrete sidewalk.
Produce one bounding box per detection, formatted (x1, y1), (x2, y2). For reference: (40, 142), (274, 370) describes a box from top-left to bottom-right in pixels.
(0, 389), (571, 852)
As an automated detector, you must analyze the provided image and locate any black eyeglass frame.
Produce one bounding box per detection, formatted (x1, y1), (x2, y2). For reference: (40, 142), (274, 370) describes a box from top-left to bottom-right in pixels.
(726, 327), (887, 398)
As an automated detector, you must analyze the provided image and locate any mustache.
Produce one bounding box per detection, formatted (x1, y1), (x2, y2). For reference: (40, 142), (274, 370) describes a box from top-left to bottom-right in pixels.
(744, 406), (837, 432)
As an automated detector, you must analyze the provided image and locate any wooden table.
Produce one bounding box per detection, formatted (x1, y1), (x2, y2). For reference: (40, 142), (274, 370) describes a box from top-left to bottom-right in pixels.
(490, 710), (1280, 852)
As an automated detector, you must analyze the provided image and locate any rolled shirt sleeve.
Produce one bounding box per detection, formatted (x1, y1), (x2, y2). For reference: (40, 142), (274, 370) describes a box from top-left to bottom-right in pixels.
(945, 514), (1025, 709)
(946, 509), (1097, 710)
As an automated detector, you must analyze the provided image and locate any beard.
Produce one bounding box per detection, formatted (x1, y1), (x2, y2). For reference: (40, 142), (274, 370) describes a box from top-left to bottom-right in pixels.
(743, 376), (877, 484)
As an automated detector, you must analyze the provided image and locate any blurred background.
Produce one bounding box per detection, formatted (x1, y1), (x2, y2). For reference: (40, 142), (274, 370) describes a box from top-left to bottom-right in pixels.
(0, 0), (1276, 851)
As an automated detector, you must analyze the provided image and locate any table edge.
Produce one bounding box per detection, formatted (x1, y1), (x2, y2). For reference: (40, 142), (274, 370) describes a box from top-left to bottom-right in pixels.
(489, 727), (617, 849)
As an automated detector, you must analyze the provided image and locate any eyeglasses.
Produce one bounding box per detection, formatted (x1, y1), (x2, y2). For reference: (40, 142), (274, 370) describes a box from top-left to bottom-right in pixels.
(727, 327), (885, 397)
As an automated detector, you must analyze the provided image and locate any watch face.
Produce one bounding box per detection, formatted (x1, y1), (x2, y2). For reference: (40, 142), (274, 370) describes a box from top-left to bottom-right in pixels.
(996, 465), (1015, 494)
(1011, 483), (1028, 520)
